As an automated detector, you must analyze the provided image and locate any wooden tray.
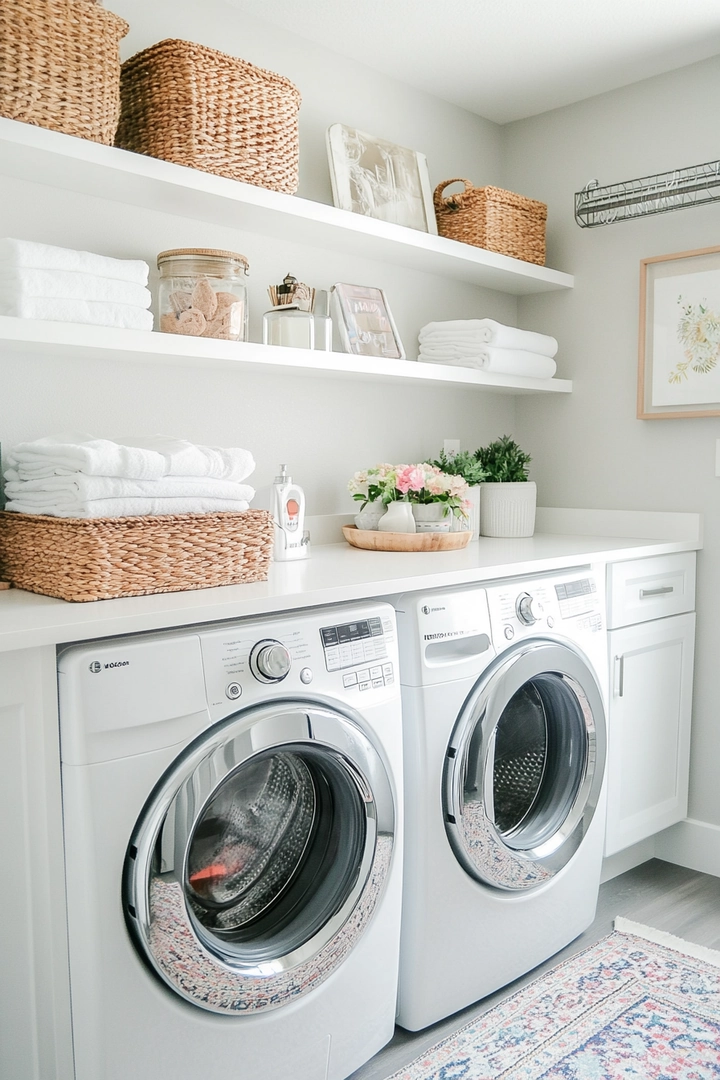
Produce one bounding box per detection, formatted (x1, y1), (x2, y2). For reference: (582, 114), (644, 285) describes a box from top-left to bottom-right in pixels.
(343, 525), (471, 552)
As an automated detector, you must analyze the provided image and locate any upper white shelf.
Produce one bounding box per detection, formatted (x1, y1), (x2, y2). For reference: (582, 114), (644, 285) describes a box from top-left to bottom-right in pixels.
(0, 316), (572, 395)
(0, 118), (574, 296)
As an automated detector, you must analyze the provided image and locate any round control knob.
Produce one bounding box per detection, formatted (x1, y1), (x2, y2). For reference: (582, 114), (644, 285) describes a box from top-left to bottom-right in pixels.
(250, 639), (291, 683)
(516, 592), (543, 625)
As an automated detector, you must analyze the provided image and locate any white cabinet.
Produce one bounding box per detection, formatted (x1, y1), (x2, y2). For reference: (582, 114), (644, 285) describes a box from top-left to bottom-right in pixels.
(604, 553), (696, 856)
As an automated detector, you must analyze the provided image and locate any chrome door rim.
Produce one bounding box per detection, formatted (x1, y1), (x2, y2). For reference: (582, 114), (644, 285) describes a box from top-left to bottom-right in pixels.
(444, 638), (605, 892)
(124, 699), (395, 1013)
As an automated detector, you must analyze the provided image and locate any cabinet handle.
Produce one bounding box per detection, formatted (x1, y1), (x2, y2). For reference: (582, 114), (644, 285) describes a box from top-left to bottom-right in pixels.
(613, 655), (625, 697)
(639, 585), (674, 598)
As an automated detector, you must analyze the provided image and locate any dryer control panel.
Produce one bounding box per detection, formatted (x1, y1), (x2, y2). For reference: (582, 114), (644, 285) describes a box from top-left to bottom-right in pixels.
(486, 570), (604, 643)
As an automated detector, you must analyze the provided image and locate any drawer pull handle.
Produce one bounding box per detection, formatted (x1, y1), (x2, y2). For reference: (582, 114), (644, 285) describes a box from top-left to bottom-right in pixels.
(640, 585), (674, 598)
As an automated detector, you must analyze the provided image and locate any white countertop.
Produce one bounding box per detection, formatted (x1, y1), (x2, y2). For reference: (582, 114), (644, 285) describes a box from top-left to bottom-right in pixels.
(0, 508), (702, 653)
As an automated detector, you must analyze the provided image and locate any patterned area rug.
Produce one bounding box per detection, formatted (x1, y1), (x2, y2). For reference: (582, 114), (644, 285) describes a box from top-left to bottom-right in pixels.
(388, 918), (720, 1080)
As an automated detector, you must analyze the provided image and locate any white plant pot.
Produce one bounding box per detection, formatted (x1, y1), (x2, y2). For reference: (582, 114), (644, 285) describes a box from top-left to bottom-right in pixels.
(479, 481), (537, 538)
(377, 501), (416, 533)
(354, 500), (387, 531)
(411, 503), (451, 533)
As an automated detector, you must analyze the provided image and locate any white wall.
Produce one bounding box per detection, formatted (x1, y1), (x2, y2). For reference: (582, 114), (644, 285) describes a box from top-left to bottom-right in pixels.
(504, 56), (720, 827)
(0, 0), (532, 512)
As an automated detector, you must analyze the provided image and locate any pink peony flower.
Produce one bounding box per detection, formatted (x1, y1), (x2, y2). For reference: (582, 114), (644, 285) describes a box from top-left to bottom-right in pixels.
(396, 465), (426, 494)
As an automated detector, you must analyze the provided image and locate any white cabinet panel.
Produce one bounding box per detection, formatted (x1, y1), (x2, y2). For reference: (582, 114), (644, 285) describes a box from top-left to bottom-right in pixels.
(605, 612), (695, 856)
(607, 552), (695, 629)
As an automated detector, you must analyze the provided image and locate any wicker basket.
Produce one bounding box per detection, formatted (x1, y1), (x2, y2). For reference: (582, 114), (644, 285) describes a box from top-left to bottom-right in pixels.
(0, 0), (129, 144)
(0, 509), (274, 602)
(433, 179), (547, 265)
(115, 39), (302, 194)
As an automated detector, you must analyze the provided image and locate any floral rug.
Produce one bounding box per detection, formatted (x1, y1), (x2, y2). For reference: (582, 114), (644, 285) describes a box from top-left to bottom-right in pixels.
(388, 918), (720, 1080)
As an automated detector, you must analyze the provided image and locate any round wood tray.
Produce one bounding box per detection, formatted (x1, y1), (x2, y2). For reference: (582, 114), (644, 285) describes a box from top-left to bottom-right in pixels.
(342, 525), (471, 552)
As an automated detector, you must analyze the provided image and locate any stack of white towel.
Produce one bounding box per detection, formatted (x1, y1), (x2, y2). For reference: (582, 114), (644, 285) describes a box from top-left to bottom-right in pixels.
(418, 319), (558, 379)
(3, 435), (256, 518)
(0, 238), (153, 331)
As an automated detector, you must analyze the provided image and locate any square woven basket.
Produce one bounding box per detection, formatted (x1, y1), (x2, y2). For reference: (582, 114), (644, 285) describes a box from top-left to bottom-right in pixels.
(0, 509), (274, 602)
(0, 0), (129, 144)
(433, 179), (547, 265)
(115, 39), (302, 194)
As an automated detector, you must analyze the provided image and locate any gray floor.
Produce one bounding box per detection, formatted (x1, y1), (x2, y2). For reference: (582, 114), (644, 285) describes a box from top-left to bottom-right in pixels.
(350, 859), (720, 1080)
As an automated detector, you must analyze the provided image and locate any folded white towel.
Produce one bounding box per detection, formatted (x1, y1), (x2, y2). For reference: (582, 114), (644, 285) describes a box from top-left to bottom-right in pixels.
(419, 346), (557, 379)
(0, 268), (151, 308)
(0, 296), (154, 330)
(0, 238), (149, 286)
(6, 435), (256, 483)
(4, 475), (255, 505)
(419, 319), (558, 357)
(4, 497), (251, 519)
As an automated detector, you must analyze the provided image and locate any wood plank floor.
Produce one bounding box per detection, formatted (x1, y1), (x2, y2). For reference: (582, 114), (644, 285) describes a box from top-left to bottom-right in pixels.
(350, 859), (720, 1080)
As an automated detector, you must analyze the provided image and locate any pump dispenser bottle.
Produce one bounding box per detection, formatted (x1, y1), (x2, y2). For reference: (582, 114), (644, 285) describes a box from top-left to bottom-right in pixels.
(272, 464), (309, 560)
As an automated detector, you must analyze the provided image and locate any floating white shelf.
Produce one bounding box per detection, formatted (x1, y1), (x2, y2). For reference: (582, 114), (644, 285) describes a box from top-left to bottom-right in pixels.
(0, 118), (574, 296)
(0, 317), (572, 395)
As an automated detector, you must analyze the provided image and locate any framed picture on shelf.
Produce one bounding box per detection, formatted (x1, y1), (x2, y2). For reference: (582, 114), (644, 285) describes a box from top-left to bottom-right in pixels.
(331, 283), (405, 359)
(639, 244), (720, 418)
(326, 124), (437, 234)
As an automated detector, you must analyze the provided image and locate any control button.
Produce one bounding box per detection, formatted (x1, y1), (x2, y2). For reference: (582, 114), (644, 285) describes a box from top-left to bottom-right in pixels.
(300, 667), (313, 684)
(358, 680), (372, 692)
(516, 592), (543, 625)
(343, 672), (358, 687)
(226, 682), (242, 700)
(250, 639), (291, 683)
(371, 678), (383, 689)
(383, 673), (395, 685)
(382, 663), (393, 677)
(369, 665), (383, 680)
(358, 668), (371, 682)
(546, 616), (555, 628)
(504, 625), (515, 640)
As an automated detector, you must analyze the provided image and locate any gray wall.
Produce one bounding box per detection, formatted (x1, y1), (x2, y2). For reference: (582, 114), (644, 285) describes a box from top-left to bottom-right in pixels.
(506, 56), (720, 826)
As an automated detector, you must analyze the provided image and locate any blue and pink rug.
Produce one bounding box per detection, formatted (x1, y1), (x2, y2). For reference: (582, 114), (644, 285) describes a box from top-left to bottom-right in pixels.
(389, 918), (720, 1079)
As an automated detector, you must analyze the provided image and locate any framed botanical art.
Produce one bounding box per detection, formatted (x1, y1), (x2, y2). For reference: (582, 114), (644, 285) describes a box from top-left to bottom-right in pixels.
(331, 283), (405, 359)
(638, 245), (720, 418)
(326, 124), (437, 234)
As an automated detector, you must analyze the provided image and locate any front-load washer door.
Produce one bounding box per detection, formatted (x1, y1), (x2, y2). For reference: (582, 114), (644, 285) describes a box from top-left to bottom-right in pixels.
(123, 700), (395, 1014)
(443, 639), (606, 892)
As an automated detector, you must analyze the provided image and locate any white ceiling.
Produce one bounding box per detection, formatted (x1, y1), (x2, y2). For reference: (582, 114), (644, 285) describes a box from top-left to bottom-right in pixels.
(227, 0), (720, 124)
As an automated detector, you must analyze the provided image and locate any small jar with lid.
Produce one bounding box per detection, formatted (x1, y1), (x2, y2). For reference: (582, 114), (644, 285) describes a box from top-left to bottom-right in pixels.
(157, 248), (249, 340)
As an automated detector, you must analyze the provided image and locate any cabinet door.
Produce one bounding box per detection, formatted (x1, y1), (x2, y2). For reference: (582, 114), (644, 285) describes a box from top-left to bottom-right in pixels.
(604, 612), (695, 857)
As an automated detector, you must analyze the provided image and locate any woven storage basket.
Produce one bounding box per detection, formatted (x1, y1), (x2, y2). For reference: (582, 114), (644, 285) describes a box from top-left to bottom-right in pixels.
(115, 39), (302, 194)
(434, 179), (547, 265)
(0, 509), (274, 602)
(0, 0), (129, 144)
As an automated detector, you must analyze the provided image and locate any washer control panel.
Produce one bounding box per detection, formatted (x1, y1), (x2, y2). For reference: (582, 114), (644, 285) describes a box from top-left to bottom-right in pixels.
(320, 615), (396, 693)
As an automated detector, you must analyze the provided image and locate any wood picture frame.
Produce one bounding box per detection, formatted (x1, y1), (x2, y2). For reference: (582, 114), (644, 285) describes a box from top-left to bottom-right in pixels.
(638, 244), (720, 419)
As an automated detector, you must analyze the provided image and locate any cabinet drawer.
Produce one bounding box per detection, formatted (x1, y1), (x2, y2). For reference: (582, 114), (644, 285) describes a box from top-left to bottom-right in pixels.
(607, 552), (695, 629)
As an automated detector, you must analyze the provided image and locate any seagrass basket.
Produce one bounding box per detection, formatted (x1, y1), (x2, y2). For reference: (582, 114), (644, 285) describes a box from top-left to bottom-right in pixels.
(0, 509), (274, 602)
(434, 179), (547, 265)
(115, 39), (302, 194)
(0, 0), (129, 144)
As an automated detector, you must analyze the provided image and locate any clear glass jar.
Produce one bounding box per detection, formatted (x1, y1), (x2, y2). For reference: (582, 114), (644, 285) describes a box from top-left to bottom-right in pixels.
(157, 248), (249, 341)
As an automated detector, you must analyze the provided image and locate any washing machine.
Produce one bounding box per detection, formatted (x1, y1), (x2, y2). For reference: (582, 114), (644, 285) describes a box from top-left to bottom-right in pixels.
(56, 601), (403, 1080)
(392, 568), (607, 1030)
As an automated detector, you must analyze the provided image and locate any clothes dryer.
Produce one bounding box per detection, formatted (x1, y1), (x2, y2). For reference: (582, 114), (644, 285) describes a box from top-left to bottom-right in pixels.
(57, 601), (402, 1080)
(392, 569), (607, 1030)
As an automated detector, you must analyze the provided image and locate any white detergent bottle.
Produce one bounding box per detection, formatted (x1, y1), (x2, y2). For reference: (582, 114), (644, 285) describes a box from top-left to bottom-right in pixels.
(272, 464), (308, 561)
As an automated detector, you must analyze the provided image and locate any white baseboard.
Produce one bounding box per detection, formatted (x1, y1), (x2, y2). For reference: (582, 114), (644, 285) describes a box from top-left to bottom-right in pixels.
(601, 837), (657, 882)
(654, 818), (720, 878)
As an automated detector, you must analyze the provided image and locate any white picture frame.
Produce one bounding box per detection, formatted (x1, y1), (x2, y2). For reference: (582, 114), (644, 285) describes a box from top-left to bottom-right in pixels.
(331, 283), (405, 360)
(326, 124), (437, 235)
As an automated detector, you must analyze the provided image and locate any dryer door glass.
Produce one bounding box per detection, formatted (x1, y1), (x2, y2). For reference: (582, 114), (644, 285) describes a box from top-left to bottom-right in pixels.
(124, 702), (395, 1014)
(444, 640), (606, 892)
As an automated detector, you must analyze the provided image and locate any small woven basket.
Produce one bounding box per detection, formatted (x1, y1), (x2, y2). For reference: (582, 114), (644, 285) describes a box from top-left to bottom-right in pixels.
(0, 0), (129, 144)
(433, 179), (547, 265)
(115, 39), (302, 194)
(0, 509), (274, 602)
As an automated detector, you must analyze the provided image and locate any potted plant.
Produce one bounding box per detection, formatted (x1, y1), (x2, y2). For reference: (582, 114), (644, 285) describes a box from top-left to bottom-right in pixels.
(473, 435), (536, 537)
(348, 463), (470, 533)
(429, 449), (487, 537)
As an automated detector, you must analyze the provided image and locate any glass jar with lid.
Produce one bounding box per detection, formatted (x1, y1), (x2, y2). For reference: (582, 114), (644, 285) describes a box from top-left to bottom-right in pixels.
(157, 248), (249, 341)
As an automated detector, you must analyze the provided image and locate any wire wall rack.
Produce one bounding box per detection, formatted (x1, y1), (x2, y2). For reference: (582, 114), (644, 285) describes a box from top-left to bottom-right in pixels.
(574, 159), (720, 227)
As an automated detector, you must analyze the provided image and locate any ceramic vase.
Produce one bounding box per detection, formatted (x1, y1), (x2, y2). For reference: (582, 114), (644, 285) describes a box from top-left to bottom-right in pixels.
(354, 500), (387, 531)
(412, 503), (451, 533)
(377, 501), (416, 533)
(480, 481), (537, 538)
